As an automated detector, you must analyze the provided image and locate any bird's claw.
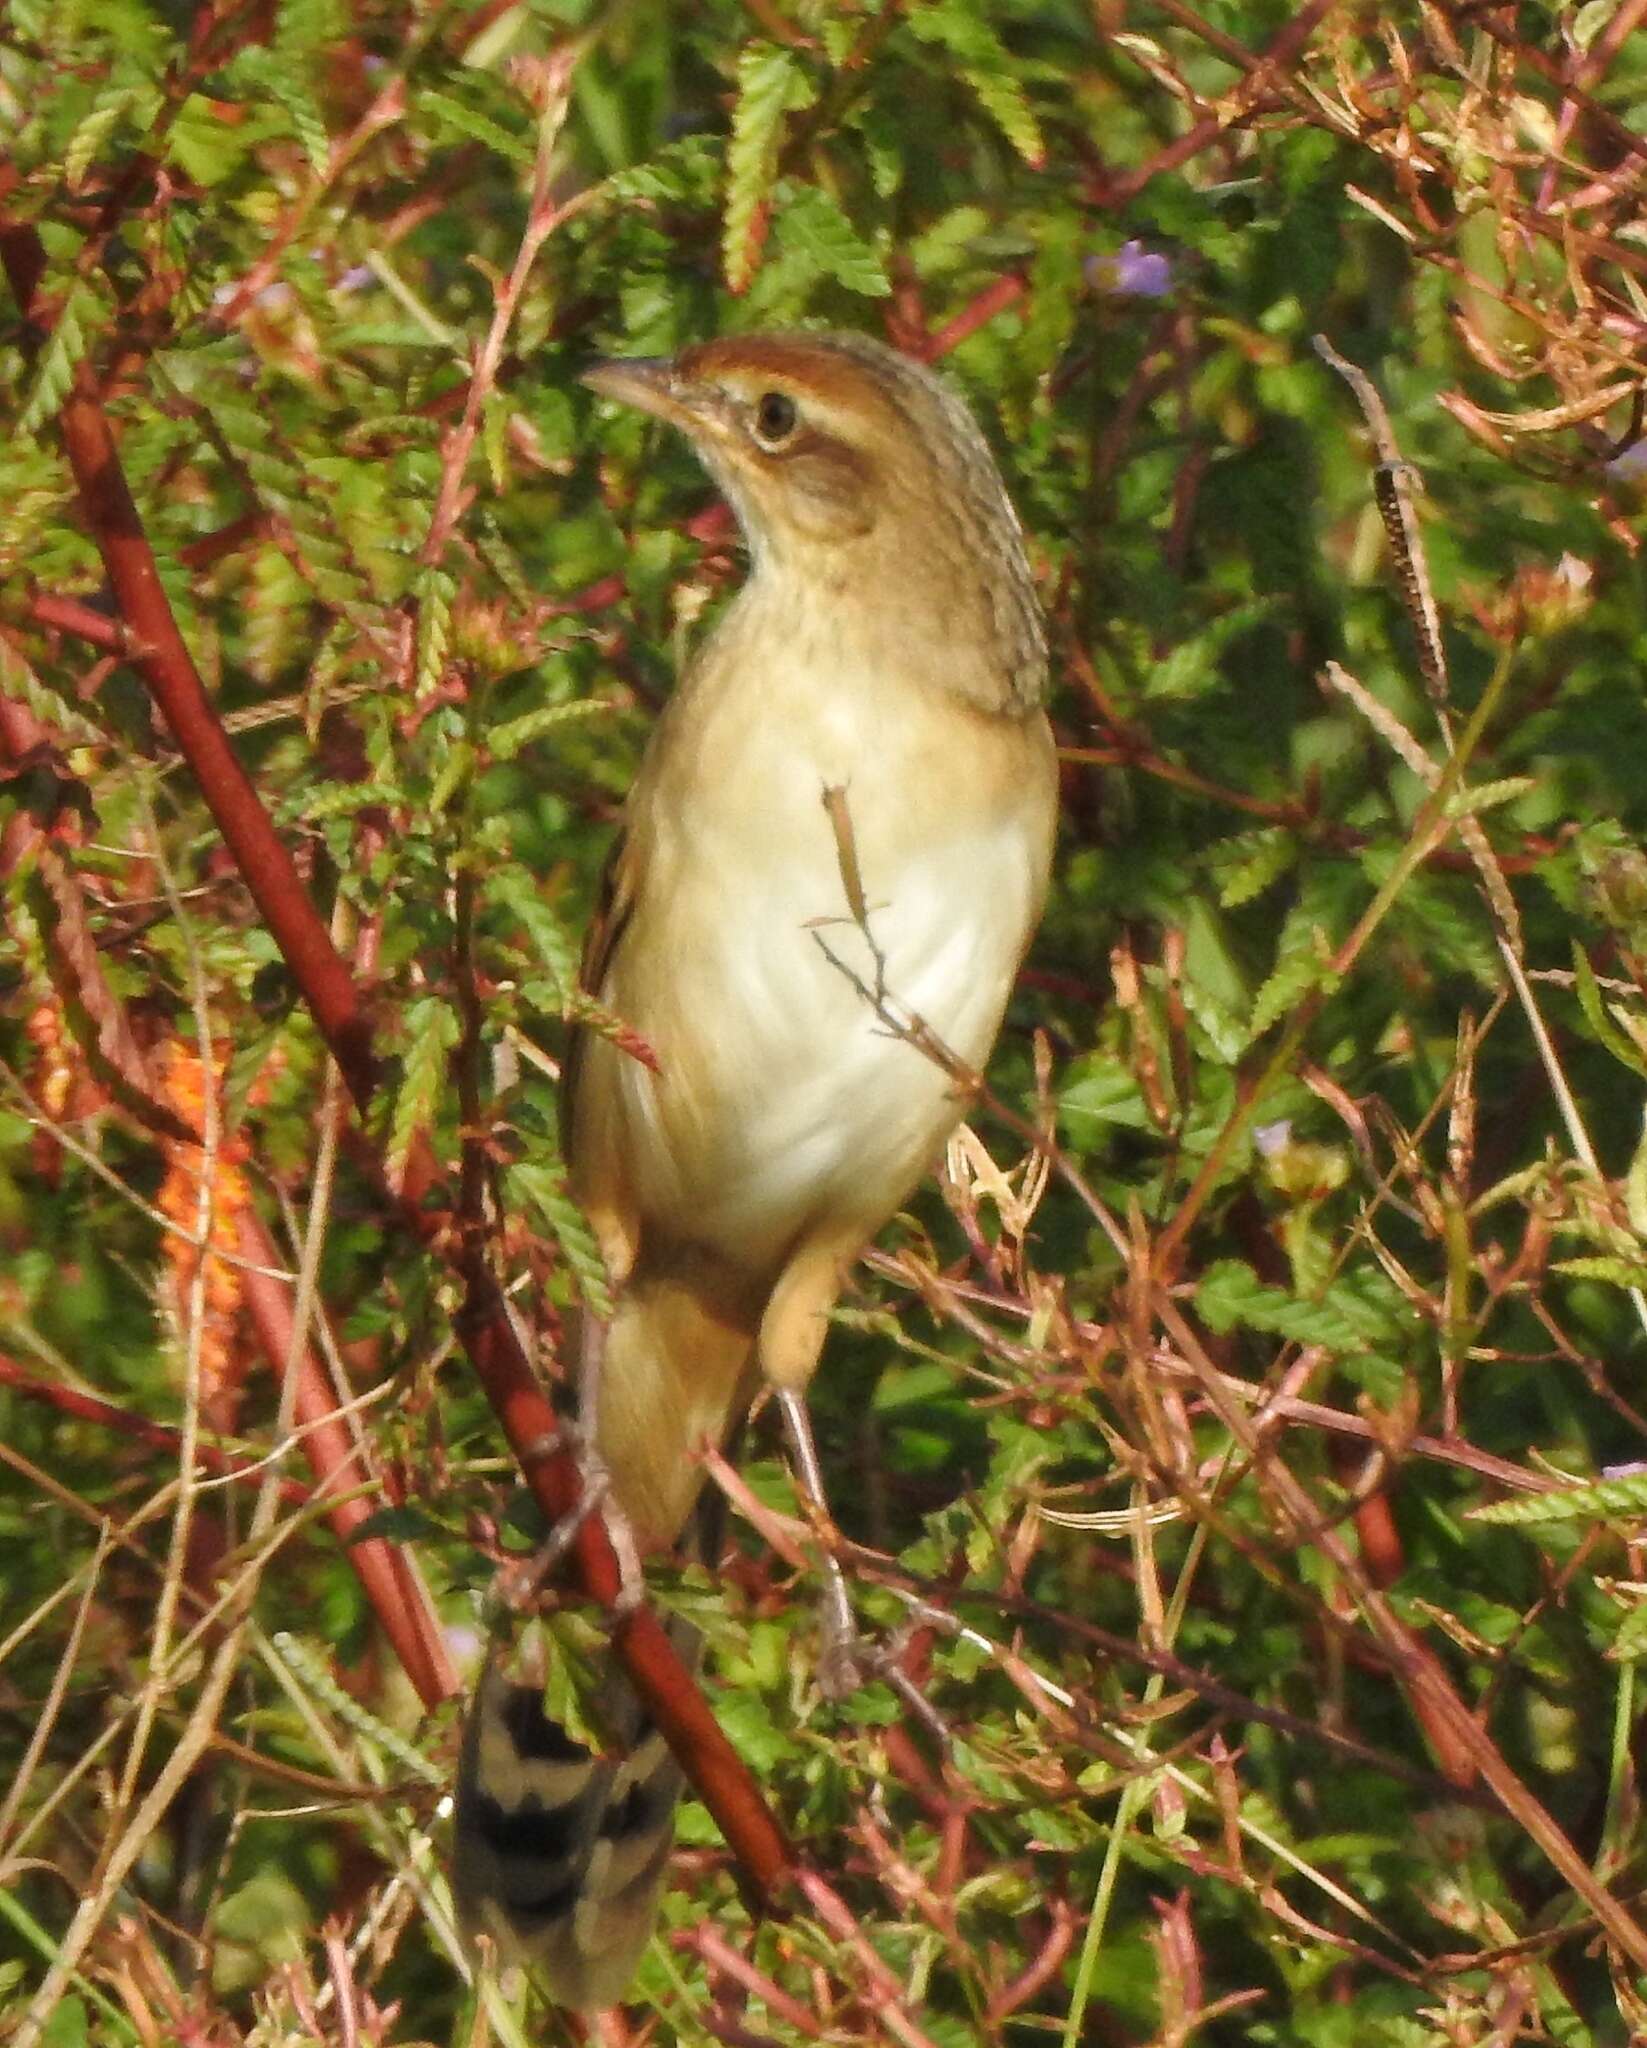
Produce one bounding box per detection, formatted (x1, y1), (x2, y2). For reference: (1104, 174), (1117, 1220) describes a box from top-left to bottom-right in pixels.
(815, 1600), (949, 1740)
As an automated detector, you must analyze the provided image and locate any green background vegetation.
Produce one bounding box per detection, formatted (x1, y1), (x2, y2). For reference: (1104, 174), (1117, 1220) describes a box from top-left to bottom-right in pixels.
(4, 0), (1647, 2040)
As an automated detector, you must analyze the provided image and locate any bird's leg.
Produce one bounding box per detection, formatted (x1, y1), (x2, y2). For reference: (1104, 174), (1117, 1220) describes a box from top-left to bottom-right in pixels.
(777, 1387), (864, 1698)
(496, 1317), (644, 1612)
(777, 1389), (947, 1739)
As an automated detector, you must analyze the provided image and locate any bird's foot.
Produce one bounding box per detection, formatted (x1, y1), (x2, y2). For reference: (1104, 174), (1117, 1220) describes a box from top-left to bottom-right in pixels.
(494, 1429), (612, 1610)
(775, 1385), (949, 1734)
(495, 1423), (645, 1614)
(814, 1588), (949, 1741)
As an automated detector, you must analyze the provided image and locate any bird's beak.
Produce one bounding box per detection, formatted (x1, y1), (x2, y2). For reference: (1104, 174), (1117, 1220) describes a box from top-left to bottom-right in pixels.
(582, 355), (696, 427)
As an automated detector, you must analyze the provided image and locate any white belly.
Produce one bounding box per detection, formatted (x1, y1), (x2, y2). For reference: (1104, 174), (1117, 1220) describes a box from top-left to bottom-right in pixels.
(603, 668), (1049, 1271)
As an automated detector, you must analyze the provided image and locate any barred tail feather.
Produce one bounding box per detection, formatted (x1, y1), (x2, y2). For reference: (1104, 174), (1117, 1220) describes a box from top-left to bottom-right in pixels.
(454, 1265), (754, 2005)
(452, 1660), (687, 2009)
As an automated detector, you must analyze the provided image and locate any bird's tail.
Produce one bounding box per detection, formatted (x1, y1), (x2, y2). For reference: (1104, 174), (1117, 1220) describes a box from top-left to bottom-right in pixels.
(452, 1636), (692, 2009)
(452, 1261), (758, 2007)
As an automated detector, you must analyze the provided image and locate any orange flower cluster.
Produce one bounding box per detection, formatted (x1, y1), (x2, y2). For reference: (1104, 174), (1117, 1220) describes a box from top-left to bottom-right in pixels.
(154, 1042), (253, 1416)
(23, 1001), (74, 1121)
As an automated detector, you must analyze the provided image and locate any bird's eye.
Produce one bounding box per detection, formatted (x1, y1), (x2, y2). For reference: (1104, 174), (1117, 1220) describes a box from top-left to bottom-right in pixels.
(751, 390), (799, 448)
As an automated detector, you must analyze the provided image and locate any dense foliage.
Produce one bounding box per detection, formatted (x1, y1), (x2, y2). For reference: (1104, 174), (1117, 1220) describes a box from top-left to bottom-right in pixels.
(4, 0), (1647, 2040)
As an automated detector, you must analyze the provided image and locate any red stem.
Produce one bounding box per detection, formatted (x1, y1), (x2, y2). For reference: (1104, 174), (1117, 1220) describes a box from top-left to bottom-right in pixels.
(924, 274), (1026, 361)
(27, 593), (135, 654)
(236, 1210), (459, 1707)
(0, 216), (793, 1903)
(0, 1351), (311, 1509)
(49, 364), (380, 1103)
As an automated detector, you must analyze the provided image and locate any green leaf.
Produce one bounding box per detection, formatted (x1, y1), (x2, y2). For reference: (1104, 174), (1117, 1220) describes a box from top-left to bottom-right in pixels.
(490, 867), (580, 1000)
(604, 133), (721, 207)
(906, 2), (1044, 165)
(62, 85), (142, 188)
(1208, 826), (1298, 909)
(1144, 597), (1281, 702)
(386, 996), (457, 1190)
(724, 43), (815, 293)
(285, 780), (400, 826)
(770, 183), (889, 299)
(1609, 1598), (1647, 1662)
(40, 1995), (88, 2048)
(1553, 1255), (1647, 1287)
(1571, 941), (1647, 1078)
(422, 90), (535, 168)
(1249, 942), (1334, 1039)
(414, 566), (456, 698)
(228, 46), (330, 176)
(510, 1157), (614, 1319)
(1445, 775), (1536, 820)
(1471, 1468), (1647, 1527)
(910, 204), (992, 280)
(17, 284), (101, 437)
(1195, 1259), (1399, 1353)
(489, 698), (613, 763)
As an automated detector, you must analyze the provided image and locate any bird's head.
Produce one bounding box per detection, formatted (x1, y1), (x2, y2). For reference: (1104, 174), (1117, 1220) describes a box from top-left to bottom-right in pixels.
(583, 331), (1046, 710)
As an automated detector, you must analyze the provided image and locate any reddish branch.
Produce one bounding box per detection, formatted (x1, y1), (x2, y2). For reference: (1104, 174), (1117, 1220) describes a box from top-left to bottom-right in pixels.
(26, 592), (140, 655)
(0, 1351), (311, 1509)
(1091, 0), (1340, 208)
(0, 686), (456, 1706)
(234, 1210), (456, 1707)
(923, 275), (1027, 361)
(0, 217), (791, 1904)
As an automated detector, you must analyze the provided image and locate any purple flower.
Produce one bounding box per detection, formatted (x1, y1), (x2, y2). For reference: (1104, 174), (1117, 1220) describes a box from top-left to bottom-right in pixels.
(1085, 240), (1173, 299)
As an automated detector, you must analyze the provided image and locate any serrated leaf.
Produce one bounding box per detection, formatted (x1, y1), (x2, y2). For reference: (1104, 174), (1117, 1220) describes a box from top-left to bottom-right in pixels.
(1609, 1598), (1647, 1662)
(958, 65), (1042, 166)
(604, 134), (721, 208)
(386, 997), (457, 1190)
(0, 639), (104, 748)
(1471, 1468), (1647, 1527)
(414, 566), (455, 698)
(489, 699), (612, 763)
(772, 184), (889, 298)
(18, 284), (101, 437)
(1249, 943), (1333, 1039)
(1208, 827), (1298, 909)
(481, 392), (509, 494)
(235, 47), (330, 176)
(910, 204), (992, 280)
(510, 1158), (613, 1318)
(1552, 1255), (1647, 1287)
(564, 990), (659, 1073)
(1176, 973), (1248, 1062)
(421, 90), (535, 168)
(849, 101), (904, 201)
(1572, 941), (1647, 1077)
(427, 736), (474, 818)
(63, 86), (139, 189)
(1196, 1259), (1395, 1352)
(1145, 597), (1281, 701)
(724, 43), (815, 293)
(907, 3), (1043, 165)
(490, 867), (579, 1000)
(271, 1632), (442, 1782)
(1445, 775), (1536, 820)
(285, 780), (399, 826)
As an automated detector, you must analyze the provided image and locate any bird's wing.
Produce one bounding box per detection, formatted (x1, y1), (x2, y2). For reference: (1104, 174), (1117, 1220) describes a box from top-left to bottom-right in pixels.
(558, 818), (641, 1139)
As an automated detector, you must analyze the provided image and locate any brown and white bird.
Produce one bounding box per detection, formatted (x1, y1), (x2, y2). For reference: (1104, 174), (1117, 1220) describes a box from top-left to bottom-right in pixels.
(453, 330), (1058, 2007)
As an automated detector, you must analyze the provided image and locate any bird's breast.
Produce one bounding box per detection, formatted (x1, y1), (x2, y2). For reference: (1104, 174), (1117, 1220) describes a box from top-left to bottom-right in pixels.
(599, 617), (1056, 1269)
